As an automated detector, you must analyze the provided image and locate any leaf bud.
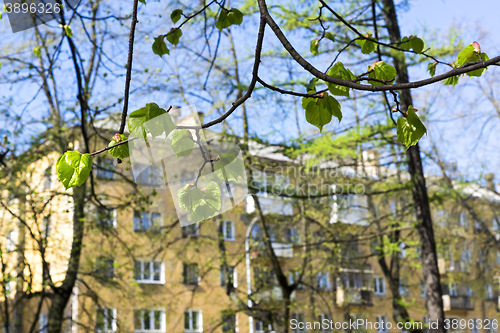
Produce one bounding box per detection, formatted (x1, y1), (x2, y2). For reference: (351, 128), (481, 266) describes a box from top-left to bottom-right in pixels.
(473, 41), (481, 54)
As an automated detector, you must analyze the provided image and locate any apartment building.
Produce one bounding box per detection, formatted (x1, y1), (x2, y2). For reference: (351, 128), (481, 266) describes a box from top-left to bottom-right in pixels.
(1, 131), (500, 333)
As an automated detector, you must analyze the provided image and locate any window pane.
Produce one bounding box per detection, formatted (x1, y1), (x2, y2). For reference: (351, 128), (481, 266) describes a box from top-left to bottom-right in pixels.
(143, 311), (151, 330)
(96, 309), (105, 331)
(153, 262), (161, 281)
(151, 213), (161, 229)
(133, 310), (142, 330)
(106, 309), (113, 331)
(134, 260), (141, 280)
(154, 311), (161, 330)
(142, 212), (150, 230)
(184, 311), (191, 330)
(192, 311), (199, 330)
(143, 262), (151, 280)
(133, 211), (141, 231)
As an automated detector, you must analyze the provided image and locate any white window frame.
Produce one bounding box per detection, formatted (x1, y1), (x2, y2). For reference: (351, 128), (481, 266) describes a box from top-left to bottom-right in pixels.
(374, 277), (386, 296)
(98, 208), (117, 228)
(183, 263), (200, 285)
(182, 223), (200, 237)
(6, 231), (15, 252)
(221, 312), (238, 333)
(316, 272), (331, 291)
(96, 307), (117, 332)
(134, 309), (166, 333)
(184, 310), (203, 333)
(449, 283), (458, 297)
(220, 266), (238, 288)
(134, 260), (165, 284)
(291, 313), (306, 333)
(133, 211), (163, 231)
(255, 320), (274, 333)
(223, 221), (235, 241)
(376, 315), (389, 333)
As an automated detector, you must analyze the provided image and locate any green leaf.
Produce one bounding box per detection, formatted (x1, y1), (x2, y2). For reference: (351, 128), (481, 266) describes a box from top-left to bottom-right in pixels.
(310, 38), (319, 56)
(466, 52), (489, 77)
(215, 8), (244, 31)
(152, 36), (169, 57)
(456, 44), (475, 67)
(326, 62), (355, 97)
(64, 25), (73, 37)
(400, 36), (424, 53)
(215, 153), (245, 182)
(396, 106), (427, 149)
(108, 134), (130, 159)
(443, 75), (459, 86)
(166, 28), (182, 46)
(367, 61), (397, 85)
(33, 47), (41, 57)
(56, 151), (93, 190)
(178, 182), (221, 222)
(170, 9), (182, 23)
(128, 103), (175, 140)
(324, 32), (335, 42)
(427, 62), (437, 77)
(170, 129), (194, 158)
(138, 0), (145, 3)
(302, 92), (342, 132)
(356, 37), (376, 54)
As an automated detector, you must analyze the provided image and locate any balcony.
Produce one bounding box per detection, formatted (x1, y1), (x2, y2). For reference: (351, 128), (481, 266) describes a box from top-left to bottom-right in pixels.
(251, 242), (293, 258)
(336, 289), (373, 306)
(443, 295), (474, 311)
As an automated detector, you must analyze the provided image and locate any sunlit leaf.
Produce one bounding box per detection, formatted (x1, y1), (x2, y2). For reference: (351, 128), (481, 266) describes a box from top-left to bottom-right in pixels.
(397, 106), (427, 149)
(56, 151), (92, 190)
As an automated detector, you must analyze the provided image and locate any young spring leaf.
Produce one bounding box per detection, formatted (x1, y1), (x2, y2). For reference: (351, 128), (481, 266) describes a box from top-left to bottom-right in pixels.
(215, 8), (244, 31)
(108, 134), (130, 159)
(456, 44), (476, 67)
(64, 25), (73, 37)
(152, 36), (169, 57)
(356, 34), (376, 54)
(170, 9), (182, 23)
(427, 62), (437, 77)
(443, 76), (459, 86)
(326, 62), (355, 97)
(302, 92), (342, 132)
(166, 28), (182, 46)
(400, 36), (425, 53)
(310, 38), (320, 56)
(178, 182), (221, 222)
(56, 151), (93, 190)
(367, 61), (397, 85)
(324, 32), (335, 42)
(33, 47), (41, 57)
(466, 52), (489, 77)
(170, 129), (194, 158)
(128, 103), (175, 140)
(396, 106), (427, 149)
(215, 153), (245, 182)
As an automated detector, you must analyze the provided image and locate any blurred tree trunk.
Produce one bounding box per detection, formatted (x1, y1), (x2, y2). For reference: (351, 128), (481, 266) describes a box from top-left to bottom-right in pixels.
(381, 1), (446, 331)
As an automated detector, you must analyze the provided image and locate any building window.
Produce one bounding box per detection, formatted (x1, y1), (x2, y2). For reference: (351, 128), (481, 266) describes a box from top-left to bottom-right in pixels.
(255, 321), (273, 333)
(399, 279), (409, 297)
(183, 263), (199, 285)
(316, 272), (331, 291)
(376, 315), (389, 333)
(182, 223), (200, 238)
(39, 313), (49, 333)
(97, 208), (116, 228)
(266, 226), (276, 242)
(319, 314), (332, 332)
(6, 231), (15, 252)
(449, 283), (458, 297)
(184, 310), (202, 333)
(96, 307), (116, 332)
(134, 260), (164, 284)
(96, 158), (116, 180)
(398, 242), (407, 258)
(43, 166), (52, 190)
(223, 221), (235, 241)
(485, 284), (494, 299)
(373, 277), (386, 295)
(221, 312), (237, 332)
(487, 319), (498, 333)
(420, 280), (426, 298)
(291, 313), (306, 333)
(470, 318), (480, 333)
(423, 316), (429, 333)
(285, 228), (301, 244)
(95, 257), (114, 279)
(254, 267), (277, 289)
(42, 215), (51, 238)
(134, 309), (165, 332)
(220, 266), (237, 288)
(133, 211), (162, 231)
(289, 271), (305, 290)
(458, 212), (468, 228)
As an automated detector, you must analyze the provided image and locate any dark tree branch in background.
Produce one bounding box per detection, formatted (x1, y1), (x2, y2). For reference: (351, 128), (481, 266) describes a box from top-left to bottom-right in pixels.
(119, 0), (140, 134)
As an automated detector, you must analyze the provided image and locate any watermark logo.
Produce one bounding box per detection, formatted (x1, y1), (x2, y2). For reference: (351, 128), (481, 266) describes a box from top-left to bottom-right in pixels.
(3, 0), (79, 33)
(128, 105), (248, 227)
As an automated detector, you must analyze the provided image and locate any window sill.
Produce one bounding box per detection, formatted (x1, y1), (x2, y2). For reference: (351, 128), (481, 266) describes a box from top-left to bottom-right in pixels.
(135, 280), (165, 285)
(224, 238), (236, 241)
